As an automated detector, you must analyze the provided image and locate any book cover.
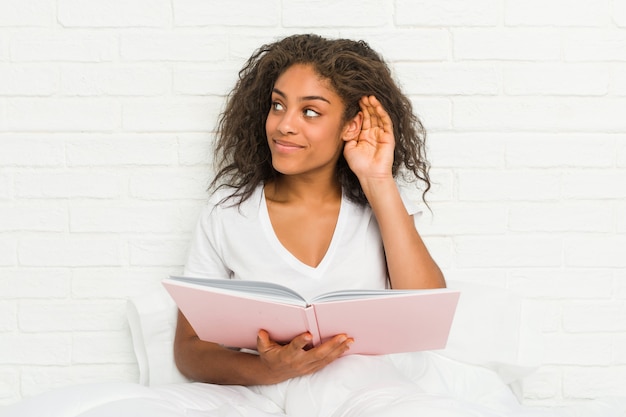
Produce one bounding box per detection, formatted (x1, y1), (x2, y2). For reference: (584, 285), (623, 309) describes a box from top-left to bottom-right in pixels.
(162, 276), (460, 355)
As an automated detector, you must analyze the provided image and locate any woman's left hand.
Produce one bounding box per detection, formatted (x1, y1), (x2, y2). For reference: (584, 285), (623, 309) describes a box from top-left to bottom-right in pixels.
(343, 95), (395, 181)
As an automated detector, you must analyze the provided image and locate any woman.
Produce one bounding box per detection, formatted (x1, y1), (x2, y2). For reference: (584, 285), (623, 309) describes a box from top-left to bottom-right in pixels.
(175, 33), (447, 415)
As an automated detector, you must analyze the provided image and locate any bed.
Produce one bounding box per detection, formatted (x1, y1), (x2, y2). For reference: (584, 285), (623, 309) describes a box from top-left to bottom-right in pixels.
(3, 281), (625, 417)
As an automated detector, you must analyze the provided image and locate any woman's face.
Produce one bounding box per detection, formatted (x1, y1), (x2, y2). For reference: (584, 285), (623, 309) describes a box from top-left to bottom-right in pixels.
(265, 64), (354, 179)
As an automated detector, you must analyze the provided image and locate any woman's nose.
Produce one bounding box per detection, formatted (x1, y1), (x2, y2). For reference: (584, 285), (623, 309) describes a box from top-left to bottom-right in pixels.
(276, 111), (297, 135)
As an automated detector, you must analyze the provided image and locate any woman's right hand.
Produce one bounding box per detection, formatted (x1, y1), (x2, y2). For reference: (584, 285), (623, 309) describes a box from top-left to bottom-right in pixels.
(256, 330), (353, 383)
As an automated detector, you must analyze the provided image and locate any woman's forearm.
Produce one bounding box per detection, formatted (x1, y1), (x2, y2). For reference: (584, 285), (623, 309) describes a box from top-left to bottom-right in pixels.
(174, 311), (281, 385)
(360, 177), (445, 290)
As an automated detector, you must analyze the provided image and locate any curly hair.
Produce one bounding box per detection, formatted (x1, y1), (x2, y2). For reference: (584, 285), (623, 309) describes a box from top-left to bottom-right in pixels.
(210, 33), (431, 206)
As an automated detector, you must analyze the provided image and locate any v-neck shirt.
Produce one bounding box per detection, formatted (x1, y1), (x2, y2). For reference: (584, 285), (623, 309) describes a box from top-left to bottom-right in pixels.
(258, 187), (346, 278)
(183, 184), (421, 300)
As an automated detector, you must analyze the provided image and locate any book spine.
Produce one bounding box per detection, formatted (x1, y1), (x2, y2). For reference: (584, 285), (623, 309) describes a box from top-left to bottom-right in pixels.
(303, 306), (321, 346)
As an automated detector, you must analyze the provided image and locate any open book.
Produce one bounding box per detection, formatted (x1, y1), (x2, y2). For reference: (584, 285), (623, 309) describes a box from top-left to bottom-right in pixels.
(163, 276), (460, 355)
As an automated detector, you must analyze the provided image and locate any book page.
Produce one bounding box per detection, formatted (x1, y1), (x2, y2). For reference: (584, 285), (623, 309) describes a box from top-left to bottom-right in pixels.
(169, 276), (308, 306)
(311, 287), (455, 303)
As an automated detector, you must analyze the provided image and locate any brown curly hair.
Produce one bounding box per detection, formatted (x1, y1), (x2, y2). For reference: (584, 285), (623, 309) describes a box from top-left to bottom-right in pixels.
(210, 33), (431, 206)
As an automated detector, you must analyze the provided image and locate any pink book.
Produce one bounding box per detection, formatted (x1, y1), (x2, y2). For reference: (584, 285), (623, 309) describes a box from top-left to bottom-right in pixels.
(162, 276), (460, 355)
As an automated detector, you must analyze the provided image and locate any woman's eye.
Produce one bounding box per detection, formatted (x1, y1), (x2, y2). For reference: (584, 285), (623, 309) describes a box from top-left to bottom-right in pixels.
(272, 102), (284, 111)
(303, 109), (320, 118)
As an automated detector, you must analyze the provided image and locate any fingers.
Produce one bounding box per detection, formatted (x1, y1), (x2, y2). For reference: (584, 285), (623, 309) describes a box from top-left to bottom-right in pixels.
(359, 95), (393, 134)
(259, 330), (348, 354)
(288, 332), (313, 351)
(257, 329), (312, 352)
(293, 334), (353, 374)
(321, 334), (353, 357)
(360, 96), (373, 131)
(308, 334), (353, 364)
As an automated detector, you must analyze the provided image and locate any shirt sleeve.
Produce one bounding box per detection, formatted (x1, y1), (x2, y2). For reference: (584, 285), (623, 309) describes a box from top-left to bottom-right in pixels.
(397, 185), (424, 221)
(183, 204), (231, 279)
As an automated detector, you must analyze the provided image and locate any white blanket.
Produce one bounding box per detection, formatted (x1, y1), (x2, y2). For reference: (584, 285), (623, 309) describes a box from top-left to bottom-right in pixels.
(2, 353), (625, 417)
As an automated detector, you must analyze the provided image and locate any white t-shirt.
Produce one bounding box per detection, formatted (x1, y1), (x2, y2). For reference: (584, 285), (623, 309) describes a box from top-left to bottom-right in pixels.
(184, 184), (422, 300)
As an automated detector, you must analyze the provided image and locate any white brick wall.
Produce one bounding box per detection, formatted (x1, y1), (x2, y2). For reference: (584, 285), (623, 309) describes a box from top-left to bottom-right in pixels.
(1, 0), (624, 408)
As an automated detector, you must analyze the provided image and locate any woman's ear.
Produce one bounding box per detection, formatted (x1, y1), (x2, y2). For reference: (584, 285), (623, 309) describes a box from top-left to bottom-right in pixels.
(342, 111), (363, 142)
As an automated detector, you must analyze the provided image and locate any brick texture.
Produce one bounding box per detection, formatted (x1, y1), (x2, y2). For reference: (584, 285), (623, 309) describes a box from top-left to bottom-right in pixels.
(0, 0), (624, 408)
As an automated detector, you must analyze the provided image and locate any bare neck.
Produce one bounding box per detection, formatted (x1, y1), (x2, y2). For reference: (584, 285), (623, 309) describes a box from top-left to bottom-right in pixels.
(265, 174), (342, 206)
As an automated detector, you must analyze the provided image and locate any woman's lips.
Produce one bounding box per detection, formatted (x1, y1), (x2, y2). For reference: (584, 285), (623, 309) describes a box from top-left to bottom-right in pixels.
(273, 139), (304, 153)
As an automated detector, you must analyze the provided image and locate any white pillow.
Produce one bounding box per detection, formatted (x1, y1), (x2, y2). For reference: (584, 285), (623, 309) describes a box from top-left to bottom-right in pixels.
(442, 281), (543, 384)
(126, 288), (190, 386)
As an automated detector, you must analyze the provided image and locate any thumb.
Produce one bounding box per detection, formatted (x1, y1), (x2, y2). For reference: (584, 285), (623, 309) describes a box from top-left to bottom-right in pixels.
(257, 329), (275, 352)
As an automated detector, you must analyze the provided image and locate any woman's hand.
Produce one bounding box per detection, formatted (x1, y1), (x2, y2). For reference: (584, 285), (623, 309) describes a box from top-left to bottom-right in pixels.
(343, 95), (395, 182)
(256, 330), (352, 383)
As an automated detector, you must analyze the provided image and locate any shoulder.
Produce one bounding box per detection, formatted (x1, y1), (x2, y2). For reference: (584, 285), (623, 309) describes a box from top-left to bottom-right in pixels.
(190, 185), (264, 250)
(201, 184), (264, 220)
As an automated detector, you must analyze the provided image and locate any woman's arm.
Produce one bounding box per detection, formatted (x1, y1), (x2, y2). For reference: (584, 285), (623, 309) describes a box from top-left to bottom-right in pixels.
(343, 96), (445, 290)
(174, 310), (353, 385)
(361, 178), (445, 289)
